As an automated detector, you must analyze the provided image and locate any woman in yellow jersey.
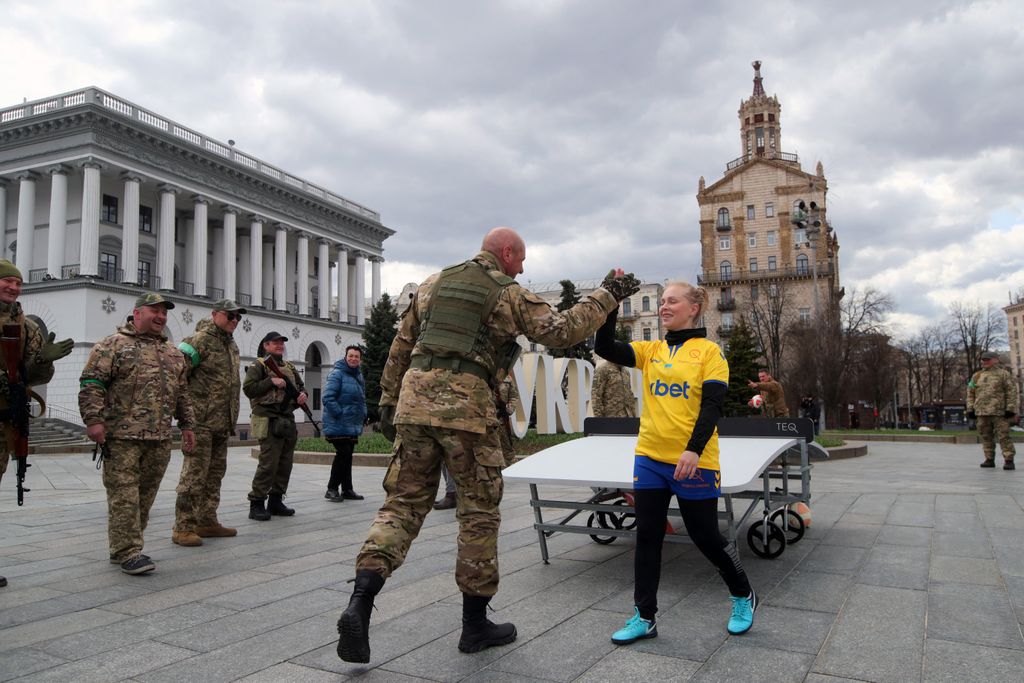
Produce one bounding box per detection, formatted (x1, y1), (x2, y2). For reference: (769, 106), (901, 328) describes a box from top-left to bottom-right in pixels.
(594, 281), (756, 644)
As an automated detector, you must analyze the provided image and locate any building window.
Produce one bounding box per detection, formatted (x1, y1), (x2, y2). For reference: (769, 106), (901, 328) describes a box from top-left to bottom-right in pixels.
(313, 256), (320, 272)
(794, 228), (807, 244)
(766, 230), (776, 246)
(746, 132), (752, 155)
(766, 203), (774, 218)
(139, 205), (153, 233)
(747, 205), (755, 220)
(717, 208), (731, 229)
(641, 296), (650, 312)
(769, 128), (776, 149)
(622, 327), (632, 341)
(748, 234), (757, 248)
(642, 328), (652, 341)
(720, 261), (732, 279)
(768, 256), (777, 271)
(796, 254), (809, 275)
(622, 299), (631, 316)
(102, 195), (118, 224)
(799, 308), (811, 324)
(722, 312), (734, 327)
(138, 260), (152, 287)
(755, 127), (764, 152)
(769, 284), (778, 296)
(719, 236), (731, 250)
(721, 287), (733, 304)
(100, 252), (118, 282)
(751, 285), (759, 300)
(749, 258), (758, 272)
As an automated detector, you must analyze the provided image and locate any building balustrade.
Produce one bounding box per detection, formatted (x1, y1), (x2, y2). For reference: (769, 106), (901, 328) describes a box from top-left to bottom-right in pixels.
(717, 299), (737, 311)
(237, 293), (251, 306)
(29, 268), (48, 283)
(286, 303), (299, 315)
(724, 150), (799, 172)
(98, 265), (122, 283)
(262, 298), (273, 309)
(208, 287), (224, 300)
(174, 279), (194, 296)
(698, 262), (834, 286)
(61, 264), (80, 278)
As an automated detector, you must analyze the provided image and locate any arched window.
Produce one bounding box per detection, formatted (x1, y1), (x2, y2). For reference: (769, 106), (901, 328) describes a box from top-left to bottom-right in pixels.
(717, 208), (731, 229)
(796, 253), (809, 275)
(720, 261), (732, 280)
(641, 296), (650, 312)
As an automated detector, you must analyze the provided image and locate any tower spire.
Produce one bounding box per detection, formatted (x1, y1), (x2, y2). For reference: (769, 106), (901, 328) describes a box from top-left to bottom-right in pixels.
(752, 60), (765, 97)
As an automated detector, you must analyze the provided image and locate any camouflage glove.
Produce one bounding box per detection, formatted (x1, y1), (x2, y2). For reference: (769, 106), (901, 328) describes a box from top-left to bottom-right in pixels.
(967, 410), (977, 420)
(600, 270), (641, 303)
(1005, 411), (1016, 419)
(39, 332), (74, 363)
(379, 405), (397, 442)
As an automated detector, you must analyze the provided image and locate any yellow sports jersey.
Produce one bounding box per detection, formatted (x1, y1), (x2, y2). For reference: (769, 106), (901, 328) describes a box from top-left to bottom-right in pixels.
(630, 337), (729, 469)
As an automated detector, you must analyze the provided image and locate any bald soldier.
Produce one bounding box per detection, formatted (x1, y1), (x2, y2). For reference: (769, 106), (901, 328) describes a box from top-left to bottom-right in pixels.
(336, 227), (640, 663)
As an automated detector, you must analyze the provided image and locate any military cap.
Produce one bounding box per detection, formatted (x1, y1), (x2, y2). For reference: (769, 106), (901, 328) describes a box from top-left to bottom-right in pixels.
(135, 292), (175, 309)
(259, 331), (288, 347)
(981, 351), (999, 361)
(0, 259), (23, 280)
(212, 298), (247, 314)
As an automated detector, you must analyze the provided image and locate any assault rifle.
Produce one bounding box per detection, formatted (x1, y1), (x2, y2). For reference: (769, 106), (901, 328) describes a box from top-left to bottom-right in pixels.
(262, 355), (321, 436)
(1, 324), (33, 505)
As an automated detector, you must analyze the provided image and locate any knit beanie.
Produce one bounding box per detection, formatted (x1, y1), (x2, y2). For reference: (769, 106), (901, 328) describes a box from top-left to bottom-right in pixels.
(0, 259), (22, 280)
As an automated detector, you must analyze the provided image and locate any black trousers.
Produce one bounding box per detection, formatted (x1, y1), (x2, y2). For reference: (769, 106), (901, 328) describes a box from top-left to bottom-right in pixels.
(327, 438), (356, 491)
(633, 489), (751, 621)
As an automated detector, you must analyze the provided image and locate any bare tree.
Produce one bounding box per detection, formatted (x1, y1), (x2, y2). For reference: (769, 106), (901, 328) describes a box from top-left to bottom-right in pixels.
(949, 301), (1005, 381)
(747, 282), (795, 378)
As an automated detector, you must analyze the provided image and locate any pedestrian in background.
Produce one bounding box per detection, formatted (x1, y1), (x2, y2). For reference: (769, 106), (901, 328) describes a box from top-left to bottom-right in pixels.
(592, 360), (636, 418)
(967, 351), (1018, 470)
(323, 345), (367, 501)
(747, 369), (789, 418)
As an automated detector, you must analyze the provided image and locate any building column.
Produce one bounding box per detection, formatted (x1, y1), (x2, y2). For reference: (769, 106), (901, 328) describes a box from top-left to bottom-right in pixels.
(222, 207), (238, 301)
(237, 231), (251, 304)
(371, 256), (382, 306)
(336, 246), (349, 323)
(79, 161), (102, 277)
(121, 172), (142, 284)
(296, 232), (310, 315)
(346, 253), (357, 322)
(274, 224), (287, 311)
(262, 240), (274, 306)
(46, 165), (69, 279)
(157, 185), (178, 291)
(249, 217), (263, 306)
(354, 252), (366, 325)
(0, 180), (8, 259)
(15, 171), (39, 277)
(191, 196), (209, 297)
(318, 239), (330, 319)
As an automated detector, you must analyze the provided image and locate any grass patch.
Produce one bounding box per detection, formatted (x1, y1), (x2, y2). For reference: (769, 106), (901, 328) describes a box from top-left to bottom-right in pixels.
(815, 435), (845, 448)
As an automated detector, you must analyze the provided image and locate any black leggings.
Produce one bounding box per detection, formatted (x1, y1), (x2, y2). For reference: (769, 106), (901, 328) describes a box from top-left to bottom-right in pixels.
(633, 489), (750, 620)
(327, 438), (356, 491)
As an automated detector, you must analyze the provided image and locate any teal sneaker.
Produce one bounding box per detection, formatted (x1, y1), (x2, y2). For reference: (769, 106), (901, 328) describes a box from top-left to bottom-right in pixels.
(727, 590), (757, 635)
(611, 607), (657, 645)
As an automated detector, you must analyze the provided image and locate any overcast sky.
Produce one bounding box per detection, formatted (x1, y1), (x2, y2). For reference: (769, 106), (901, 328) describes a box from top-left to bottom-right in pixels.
(3, 0), (1021, 338)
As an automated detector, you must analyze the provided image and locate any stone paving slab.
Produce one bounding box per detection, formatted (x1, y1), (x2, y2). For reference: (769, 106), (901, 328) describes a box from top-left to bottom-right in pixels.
(2, 441), (1024, 681)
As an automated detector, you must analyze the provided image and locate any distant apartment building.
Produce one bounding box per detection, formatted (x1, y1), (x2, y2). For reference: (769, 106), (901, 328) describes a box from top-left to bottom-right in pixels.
(1003, 296), (1024, 412)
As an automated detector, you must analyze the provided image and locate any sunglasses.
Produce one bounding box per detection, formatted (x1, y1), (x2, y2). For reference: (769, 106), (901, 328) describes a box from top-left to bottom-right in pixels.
(224, 311), (242, 321)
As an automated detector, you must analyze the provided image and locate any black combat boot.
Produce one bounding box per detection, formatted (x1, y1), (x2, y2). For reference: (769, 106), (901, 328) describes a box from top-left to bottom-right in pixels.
(337, 570), (385, 663)
(249, 499), (271, 521)
(458, 593), (517, 653)
(267, 494), (295, 516)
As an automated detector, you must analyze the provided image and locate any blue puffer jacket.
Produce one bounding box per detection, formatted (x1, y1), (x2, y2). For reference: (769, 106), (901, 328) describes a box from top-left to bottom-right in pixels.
(322, 360), (366, 439)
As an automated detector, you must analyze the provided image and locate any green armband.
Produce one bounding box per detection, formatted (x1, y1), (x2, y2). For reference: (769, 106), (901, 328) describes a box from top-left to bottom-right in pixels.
(178, 342), (200, 368)
(80, 379), (107, 390)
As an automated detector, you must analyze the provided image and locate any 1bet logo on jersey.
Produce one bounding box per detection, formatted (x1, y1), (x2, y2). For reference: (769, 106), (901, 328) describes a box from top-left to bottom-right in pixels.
(649, 380), (691, 399)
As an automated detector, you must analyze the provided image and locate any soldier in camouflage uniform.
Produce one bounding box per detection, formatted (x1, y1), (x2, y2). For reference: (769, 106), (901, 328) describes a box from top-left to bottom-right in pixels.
(592, 361), (637, 418)
(967, 351), (1019, 470)
(79, 293), (196, 575)
(0, 259), (73, 588)
(245, 331), (307, 520)
(336, 227), (640, 663)
(748, 369), (790, 418)
(172, 299), (244, 546)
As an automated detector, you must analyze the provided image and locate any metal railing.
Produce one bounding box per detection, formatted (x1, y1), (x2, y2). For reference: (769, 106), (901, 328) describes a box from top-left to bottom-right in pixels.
(98, 265), (122, 283)
(0, 87), (381, 222)
(717, 299), (736, 311)
(725, 150), (799, 172)
(698, 262), (834, 286)
(141, 274), (160, 290)
(238, 293), (251, 306)
(174, 279), (195, 296)
(208, 287), (224, 300)
(62, 264), (80, 278)
(28, 268), (48, 283)
(286, 303), (299, 315)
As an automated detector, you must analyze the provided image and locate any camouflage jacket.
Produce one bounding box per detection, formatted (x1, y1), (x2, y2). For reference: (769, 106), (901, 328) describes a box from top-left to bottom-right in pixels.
(244, 356), (304, 419)
(753, 380), (790, 418)
(179, 318), (241, 434)
(381, 250), (618, 434)
(0, 301), (55, 394)
(967, 366), (1019, 416)
(78, 323), (196, 439)
(495, 376), (521, 420)
(592, 362), (636, 418)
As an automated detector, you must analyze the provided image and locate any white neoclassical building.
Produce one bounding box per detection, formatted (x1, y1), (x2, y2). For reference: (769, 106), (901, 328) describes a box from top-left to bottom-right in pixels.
(0, 87), (394, 431)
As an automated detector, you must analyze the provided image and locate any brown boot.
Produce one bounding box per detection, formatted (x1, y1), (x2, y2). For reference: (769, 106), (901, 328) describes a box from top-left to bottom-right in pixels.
(172, 530), (203, 546)
(196, 524), (238, 538)
(433, 492), (457, 510)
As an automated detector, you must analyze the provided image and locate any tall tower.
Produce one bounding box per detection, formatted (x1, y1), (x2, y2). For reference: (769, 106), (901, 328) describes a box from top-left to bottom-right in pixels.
(738, 60), (783, 161)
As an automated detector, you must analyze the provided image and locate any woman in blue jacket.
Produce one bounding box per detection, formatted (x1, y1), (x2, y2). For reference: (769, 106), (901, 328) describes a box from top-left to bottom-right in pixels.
(323, 345), (367, 501)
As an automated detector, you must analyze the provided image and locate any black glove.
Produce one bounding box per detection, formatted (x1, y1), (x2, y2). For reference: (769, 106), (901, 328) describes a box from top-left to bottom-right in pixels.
(379, 405), (397, 441)
(967, 410), (976, 420)
(1005, 411), (1016, 419)
(39, 332), (74, 363)
(600, 270), (641, 303)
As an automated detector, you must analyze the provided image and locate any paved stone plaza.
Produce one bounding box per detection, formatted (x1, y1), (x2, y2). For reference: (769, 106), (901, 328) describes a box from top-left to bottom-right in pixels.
(2, 440), (1023, 682)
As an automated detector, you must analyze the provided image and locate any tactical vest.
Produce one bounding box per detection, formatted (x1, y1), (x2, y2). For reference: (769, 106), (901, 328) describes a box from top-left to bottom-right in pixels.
(413, 259), (520, 385)
(0, 307), (28, 412)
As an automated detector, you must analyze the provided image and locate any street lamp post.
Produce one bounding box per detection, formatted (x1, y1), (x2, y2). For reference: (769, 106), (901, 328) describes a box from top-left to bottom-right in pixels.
(793, 200), (828, 431)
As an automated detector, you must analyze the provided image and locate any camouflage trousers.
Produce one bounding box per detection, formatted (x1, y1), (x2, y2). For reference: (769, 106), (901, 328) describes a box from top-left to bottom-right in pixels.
(357, 423), (505, 596)
(248, 417), (297, 501)
(102, 438), (172, 562)
(977, 416), (1016, 462)
(497, 423), (517, 467)
(174, 429), (229, 532)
